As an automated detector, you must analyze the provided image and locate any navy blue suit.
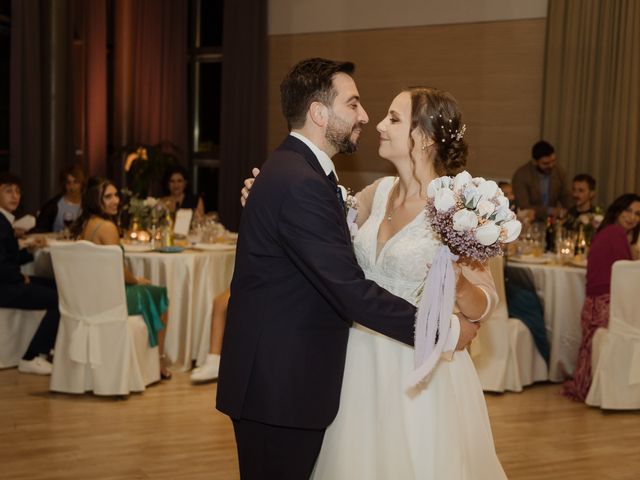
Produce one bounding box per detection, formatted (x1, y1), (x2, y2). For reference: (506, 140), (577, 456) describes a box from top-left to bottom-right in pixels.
(216, 136), (416, 479)
(0, 214), (59, 359)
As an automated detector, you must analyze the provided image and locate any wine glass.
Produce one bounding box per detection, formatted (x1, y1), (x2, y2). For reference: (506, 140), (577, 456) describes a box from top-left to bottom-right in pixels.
(62, 212), (75, 239)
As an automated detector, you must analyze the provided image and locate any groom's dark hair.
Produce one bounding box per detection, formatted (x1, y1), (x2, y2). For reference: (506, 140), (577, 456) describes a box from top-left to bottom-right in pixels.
(280, 58), (355, 130)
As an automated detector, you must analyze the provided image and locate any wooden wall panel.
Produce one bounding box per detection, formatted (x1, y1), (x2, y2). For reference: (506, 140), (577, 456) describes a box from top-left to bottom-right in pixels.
(267, 18), (546, 191)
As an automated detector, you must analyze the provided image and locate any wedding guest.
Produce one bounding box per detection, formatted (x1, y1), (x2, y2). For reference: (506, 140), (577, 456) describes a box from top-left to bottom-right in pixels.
(161, 165), (204, 217)
(0, 172), (59, 375)
(190, 288), (230, 383)
(562, 193), (640, 401)
(563, 174), (601, 230)
(33, 165), (85, 233)
(512, 141), (572, 222)
(498, 181), (516, 211)
(71, 177), (172, 379)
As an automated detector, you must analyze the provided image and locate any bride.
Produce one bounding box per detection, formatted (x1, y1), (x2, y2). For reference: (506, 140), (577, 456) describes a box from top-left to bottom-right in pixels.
(311, 87), (507, 479)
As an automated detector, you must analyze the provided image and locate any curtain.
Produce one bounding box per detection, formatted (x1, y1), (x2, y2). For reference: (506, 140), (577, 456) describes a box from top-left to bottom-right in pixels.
(542, 0), (640, 206)
(9, 0), (44, 214)
(218, 0), (267, 231)
(130, 0), (188, 163)
(83, 0), (108, 177)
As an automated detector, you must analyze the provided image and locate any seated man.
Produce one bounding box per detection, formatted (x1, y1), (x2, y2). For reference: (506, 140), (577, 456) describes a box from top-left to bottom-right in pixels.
(512, 141), (572, 222)
(564, 173), (601, 242)
(0, 172), (60, 375)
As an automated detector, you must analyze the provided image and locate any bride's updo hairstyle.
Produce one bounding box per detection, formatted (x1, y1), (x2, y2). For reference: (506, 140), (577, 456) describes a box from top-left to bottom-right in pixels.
(406, 87), (468, 176)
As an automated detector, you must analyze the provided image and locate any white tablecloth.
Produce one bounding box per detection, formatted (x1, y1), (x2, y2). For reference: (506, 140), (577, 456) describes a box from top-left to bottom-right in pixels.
(506, 261), (586, 381)
(24, 245), (235, 371)
(125, 248), (235, 371)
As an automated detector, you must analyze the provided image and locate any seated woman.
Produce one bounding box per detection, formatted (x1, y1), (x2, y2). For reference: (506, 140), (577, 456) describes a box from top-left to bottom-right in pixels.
(161, 165), (205, 217)
(563, 193), (640, 401)
(71, 177), (172, 379)
(190, 288), (230, 383)
(34, 165), (85, 233)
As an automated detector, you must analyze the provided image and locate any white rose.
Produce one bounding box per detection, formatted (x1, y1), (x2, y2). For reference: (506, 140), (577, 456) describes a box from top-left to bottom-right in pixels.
(475, 221), (501, 246)
(462, 185), (481, 209)
(426, 176), (451, 198)
(477, 199), (495, 218)
(145, 197), (158, 208)
(434, 188), (457, 212)
(472, 176), (486, 186)
(477, 180), (499, 200)
(502, 219), (522, 243)
(453, 171), (473, 192)
(579, 214), (590, 225)
(452, 209), (479, 231)
(493, 205), (514, 225)
(497, 195), (509, 211)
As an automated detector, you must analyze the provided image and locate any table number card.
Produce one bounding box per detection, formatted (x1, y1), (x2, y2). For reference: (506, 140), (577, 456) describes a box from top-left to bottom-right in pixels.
(174, 209), (193, 237)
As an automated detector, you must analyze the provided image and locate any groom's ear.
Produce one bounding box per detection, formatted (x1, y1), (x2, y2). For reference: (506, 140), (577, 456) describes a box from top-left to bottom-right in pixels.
(309, 102), (328, 128)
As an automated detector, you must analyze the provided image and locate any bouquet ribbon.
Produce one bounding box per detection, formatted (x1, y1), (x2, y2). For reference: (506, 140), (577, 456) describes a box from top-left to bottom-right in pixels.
(406, 245), (459, 388)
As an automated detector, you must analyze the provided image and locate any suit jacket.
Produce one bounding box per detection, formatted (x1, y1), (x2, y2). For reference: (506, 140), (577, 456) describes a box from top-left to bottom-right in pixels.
(216, 135), (416, 429)
(511, 160), (572, 221)
(0, 214), (33, 303)
(33, 193), (62, 233)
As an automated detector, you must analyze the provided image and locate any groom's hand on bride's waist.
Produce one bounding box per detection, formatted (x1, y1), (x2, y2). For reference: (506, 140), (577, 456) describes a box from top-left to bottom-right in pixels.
(456, 314), (480, 351)
(240, 168), (261, 207)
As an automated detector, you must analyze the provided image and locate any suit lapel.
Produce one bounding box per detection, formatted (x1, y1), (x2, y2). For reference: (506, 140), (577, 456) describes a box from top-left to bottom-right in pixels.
(279, 135), (351, 240)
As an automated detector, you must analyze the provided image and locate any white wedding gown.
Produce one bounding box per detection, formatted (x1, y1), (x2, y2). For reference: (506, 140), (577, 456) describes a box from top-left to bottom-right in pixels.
(312, 177), (507, 480)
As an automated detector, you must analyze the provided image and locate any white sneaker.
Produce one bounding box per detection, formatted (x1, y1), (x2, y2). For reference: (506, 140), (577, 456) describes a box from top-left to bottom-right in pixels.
(18, 357), (53, 375)
(191, 354), (220, 383)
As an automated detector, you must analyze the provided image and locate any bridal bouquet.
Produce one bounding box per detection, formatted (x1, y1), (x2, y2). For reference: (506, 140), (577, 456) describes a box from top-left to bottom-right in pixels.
(425, 171), (522, 261)
(408, 171), (521, 388)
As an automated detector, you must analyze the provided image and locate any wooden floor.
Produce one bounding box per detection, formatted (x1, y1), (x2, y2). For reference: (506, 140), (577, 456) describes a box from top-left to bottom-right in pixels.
(1, 369), (639, 480)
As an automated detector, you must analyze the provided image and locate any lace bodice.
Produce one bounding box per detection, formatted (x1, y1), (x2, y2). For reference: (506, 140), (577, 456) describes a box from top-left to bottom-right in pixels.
(354, 177), (442, 307)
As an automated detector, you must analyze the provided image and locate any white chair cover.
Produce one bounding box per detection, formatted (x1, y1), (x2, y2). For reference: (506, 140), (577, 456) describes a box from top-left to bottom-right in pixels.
(0, 308), (46, 368)
(49, 241), (159, 395)
(471, 256), (548, 392)
(587, 260), (640, 409)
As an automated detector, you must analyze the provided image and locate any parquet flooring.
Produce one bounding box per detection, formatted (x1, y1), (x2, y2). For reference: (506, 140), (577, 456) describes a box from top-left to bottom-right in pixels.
(1, 369), (638, 479)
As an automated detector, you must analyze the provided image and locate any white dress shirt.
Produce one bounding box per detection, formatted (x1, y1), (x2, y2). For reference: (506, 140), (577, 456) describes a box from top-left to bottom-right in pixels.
(289, 131), (339, 182)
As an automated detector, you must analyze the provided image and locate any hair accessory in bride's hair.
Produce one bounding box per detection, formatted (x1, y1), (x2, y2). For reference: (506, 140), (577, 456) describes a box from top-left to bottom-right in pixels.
(453, 124), (466, 141)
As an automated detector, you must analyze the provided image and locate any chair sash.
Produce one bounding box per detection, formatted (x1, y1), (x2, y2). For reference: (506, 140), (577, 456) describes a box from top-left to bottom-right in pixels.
(62, 304), (127, 368)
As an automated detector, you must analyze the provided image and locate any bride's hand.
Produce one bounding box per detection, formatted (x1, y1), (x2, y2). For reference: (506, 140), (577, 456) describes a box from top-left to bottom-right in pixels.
(456, 314), (480, 351)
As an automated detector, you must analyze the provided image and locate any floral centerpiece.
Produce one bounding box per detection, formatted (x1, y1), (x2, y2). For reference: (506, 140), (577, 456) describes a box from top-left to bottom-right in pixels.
(562, 208), (603, 247)
(122, 192), (170, 242)
(408, 171), (521, 388)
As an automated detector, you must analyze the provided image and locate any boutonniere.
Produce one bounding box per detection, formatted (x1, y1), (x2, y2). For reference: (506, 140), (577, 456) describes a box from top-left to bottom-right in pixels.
(339, 184), (359, 241)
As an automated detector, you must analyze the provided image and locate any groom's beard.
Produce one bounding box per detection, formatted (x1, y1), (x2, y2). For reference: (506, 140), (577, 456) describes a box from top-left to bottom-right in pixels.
(326, 113), (363, 154)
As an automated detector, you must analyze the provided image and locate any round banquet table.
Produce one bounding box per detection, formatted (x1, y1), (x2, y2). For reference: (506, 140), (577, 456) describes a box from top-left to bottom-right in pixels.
(125, 246), (235, 371)
(506, 260), (586, 381)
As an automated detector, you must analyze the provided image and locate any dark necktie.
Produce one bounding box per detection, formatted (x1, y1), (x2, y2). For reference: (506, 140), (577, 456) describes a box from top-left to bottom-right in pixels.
(327, 171), (344, 208)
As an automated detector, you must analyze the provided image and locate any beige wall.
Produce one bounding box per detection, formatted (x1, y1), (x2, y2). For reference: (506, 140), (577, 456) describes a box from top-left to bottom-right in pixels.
(267, 18), (547, 192)
(269, 0), (547, 35)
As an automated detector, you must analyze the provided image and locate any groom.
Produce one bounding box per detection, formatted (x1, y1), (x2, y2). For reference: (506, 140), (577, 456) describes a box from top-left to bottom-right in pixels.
(217, 58), (477, 479)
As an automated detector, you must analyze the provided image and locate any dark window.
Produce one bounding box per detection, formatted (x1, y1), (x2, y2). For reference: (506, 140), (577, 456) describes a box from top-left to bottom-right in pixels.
(195, 61), (222, 155)
(199, 0), (223, 48)
(189, 0), (224, 213)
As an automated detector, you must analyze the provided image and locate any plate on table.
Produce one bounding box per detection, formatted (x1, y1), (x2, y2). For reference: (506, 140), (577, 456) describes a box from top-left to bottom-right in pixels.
(193, 243), (236, 251)
(508, 255), (550, 265)
(156, 246), (185, 253)
(122, 243), (154, 253)
(569, 257), (587, 268)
